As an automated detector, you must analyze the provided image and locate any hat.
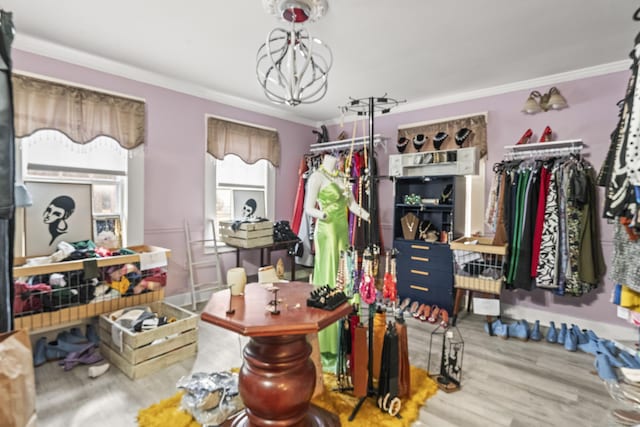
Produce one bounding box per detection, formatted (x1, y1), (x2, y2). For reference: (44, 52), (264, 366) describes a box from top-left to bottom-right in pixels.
(258, 265), (287, 284)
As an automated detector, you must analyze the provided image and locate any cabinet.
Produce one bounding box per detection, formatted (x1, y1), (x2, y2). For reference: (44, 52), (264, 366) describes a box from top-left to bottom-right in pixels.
(392, 175), (466, 312)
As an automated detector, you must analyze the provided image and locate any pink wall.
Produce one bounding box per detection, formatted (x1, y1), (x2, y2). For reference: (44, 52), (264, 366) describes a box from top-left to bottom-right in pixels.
(327, 70), (630, 326)
(13, 49), (314, 296)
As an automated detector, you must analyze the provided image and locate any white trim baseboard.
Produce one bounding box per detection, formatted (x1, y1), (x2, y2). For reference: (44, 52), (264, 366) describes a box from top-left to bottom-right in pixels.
(500, 303), (637, 342)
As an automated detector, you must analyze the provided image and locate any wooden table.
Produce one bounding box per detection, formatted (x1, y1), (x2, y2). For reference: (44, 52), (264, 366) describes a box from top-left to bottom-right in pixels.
(201, 282), (349, 427)
(227, 239), (299, 280)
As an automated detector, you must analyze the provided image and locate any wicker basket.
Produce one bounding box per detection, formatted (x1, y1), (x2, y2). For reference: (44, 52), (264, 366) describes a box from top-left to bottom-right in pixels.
(449, 237), (508, 295)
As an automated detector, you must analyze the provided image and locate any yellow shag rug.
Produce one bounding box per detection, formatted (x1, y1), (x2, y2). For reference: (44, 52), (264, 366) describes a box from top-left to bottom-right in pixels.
(138, 366), (437, 427)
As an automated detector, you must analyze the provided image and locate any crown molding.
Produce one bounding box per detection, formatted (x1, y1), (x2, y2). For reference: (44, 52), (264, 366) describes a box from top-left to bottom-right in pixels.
(324, 59), (631, 126)
(13, 34), (317, 127)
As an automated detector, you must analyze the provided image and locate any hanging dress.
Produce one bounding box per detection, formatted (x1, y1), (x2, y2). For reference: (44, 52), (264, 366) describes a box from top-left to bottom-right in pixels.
(313, 181), (350, 372)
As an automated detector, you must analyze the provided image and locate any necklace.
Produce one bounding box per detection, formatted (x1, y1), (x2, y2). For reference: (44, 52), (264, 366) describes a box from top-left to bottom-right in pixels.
(403, 214), (417, 233)
(418, 221), (432, 240)
(320, 165), (340, 178)
(455, 127), (472, 147)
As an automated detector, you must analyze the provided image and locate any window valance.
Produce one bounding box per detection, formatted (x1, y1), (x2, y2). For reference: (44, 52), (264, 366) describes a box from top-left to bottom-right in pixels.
(207, 117), (280, 167)
(12, 74), (145, 149)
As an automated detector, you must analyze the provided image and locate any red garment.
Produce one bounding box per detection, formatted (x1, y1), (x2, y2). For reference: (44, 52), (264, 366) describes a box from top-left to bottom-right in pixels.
(13, 282), (51, 314)
(531, 166), (551, 276)
(291, 158), (308, 234)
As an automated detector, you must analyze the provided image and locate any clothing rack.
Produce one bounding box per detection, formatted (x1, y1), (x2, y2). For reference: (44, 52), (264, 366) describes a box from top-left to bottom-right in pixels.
(339, 95), (405, 422)
(503, 139), (585, 160)
(309, 134), (388, 154)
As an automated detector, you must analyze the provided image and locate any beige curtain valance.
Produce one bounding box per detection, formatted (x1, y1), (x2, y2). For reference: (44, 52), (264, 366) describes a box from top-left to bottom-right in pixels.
(12, 74), (145, 149)
(207, 117), (280, 167)
(398, 114), (488, 157)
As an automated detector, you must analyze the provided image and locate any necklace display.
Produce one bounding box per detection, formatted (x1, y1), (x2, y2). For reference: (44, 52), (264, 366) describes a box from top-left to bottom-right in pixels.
(401, 213), (419, 240)
(418, 221), (432, 240)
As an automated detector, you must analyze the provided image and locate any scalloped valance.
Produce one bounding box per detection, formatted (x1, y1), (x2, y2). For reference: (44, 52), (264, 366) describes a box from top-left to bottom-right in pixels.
(12, 74), (145, 149)
(207, 117), (280, 167)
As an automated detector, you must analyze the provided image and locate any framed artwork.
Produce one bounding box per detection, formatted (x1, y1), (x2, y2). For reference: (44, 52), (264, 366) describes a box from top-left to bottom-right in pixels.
(233, 189), (266, 220)
(93, 215), (123, 249)
(24, 181), (93, 256)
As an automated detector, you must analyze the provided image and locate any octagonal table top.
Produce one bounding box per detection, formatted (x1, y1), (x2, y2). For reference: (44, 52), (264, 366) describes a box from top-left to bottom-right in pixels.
(200, 282), (351, 337)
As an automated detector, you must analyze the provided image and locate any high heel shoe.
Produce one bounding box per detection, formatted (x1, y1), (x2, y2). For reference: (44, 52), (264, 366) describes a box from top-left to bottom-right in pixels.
(516, 128), (533, 145)
(439, 309), (449, 328)
(539, 126), (552, 142)
(564, 329), (577, 352)
(427, 305), (440, 324)
(484, 318), (508, 338)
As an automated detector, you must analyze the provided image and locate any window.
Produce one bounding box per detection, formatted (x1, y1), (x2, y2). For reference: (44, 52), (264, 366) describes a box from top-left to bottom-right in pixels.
(17, 129), (144, 253)
(204, 154), (275, 245)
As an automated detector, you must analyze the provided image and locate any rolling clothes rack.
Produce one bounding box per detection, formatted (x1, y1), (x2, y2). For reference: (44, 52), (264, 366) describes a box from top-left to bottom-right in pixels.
(340, 95), (405, 421)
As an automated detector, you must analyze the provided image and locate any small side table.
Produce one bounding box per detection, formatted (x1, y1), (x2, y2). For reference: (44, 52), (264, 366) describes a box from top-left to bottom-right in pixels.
(227, 239), (299, 281)
(201, 282), (349, 427)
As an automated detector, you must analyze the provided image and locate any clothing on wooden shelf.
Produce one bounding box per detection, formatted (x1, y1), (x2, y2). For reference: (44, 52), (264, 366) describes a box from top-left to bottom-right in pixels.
(490, 156), (604, 295)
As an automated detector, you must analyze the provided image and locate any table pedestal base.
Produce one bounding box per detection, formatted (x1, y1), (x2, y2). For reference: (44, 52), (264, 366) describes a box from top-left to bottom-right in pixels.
(231, 404), (340, 427)
(233, 334), (340, 427)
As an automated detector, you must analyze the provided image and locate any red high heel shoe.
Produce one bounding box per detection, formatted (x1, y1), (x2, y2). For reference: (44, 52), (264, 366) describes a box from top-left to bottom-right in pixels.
(516, 128), (533, 145)
(539, 126), (553, 142)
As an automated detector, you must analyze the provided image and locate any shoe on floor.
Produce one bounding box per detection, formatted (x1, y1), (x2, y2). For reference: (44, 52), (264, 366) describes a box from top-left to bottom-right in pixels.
(45, 340), (69, 361)
(88, 363), (110, 378)
(508, 320), (529, 341)
(69, 327), (89, 343)
(571, 324), (589, 345)
(484, 319), (508, 338)
(529, 320), (542, 341)
(564, 330), (577, 352)
(556, 323), (567, 346)
(546, 321), (558, 344)
(33, 337), (47, 366)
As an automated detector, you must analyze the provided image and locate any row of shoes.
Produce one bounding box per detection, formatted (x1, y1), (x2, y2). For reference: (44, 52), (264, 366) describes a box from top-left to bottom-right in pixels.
(405, 299), (449, 328)
(33, 324), (103, 371)
(485, 319), (640, 381)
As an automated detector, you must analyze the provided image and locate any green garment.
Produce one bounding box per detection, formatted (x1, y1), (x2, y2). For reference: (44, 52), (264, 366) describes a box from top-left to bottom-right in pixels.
(313, 182), (349, 372)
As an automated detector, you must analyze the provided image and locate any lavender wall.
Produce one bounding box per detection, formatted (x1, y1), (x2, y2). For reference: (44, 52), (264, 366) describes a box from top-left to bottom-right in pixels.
(13, 50), (314, 296)
(327, 70), (629, 326)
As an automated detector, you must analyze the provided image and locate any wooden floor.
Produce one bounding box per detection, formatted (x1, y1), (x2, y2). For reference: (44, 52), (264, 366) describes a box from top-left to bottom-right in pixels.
(34, 308), (621, 427)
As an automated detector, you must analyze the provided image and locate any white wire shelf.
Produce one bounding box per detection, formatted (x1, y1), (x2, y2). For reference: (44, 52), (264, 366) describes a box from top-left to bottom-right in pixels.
(309, 134), (388, 153)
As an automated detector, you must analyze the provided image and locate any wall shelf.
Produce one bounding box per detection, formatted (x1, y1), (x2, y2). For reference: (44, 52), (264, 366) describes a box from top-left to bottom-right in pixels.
(309, 134), (387, 153)
(503, 139), (585, 160)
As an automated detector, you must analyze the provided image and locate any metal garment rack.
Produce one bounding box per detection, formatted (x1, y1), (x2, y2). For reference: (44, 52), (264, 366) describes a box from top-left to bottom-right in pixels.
(309, 134), (388, 153)
(503, 139), (585, 160)
(339, 95), (405, 422)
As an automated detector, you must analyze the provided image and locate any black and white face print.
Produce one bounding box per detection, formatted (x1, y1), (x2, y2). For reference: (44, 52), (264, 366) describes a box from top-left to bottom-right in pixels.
(242, 198), (257, 219)
(43, 195), (76, 245)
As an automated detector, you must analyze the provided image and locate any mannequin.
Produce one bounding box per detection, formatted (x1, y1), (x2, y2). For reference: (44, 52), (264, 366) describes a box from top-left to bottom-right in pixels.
(305, 154), (369, 372)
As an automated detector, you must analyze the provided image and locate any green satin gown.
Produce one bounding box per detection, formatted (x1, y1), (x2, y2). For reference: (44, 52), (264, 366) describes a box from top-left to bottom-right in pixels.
(313, 181), (349, 372)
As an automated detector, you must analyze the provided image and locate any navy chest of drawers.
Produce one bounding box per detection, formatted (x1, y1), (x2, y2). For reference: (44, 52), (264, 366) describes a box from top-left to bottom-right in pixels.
(393, 239), (454, 313)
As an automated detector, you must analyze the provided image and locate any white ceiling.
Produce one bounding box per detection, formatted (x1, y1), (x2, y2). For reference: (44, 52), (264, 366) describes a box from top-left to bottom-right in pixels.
(1, 1), (639, 124)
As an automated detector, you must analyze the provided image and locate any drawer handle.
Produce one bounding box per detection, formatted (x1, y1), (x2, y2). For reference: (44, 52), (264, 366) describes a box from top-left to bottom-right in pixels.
(410, 244), (430, 251)
(410, 285), (430, 292)
(411, 269), (430, 276)
(411, 256), (430, 262)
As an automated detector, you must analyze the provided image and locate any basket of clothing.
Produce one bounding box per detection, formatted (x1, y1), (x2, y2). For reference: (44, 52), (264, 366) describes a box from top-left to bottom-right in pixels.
(450, 237), (507, 295)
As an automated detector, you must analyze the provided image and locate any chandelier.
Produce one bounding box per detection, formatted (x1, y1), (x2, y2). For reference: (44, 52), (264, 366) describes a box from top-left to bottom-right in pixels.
(256, 0), (332, 106)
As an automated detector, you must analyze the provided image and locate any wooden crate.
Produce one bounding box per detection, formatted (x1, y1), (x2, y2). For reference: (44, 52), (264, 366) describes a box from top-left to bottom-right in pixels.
(220, 220), (273, 248)
(98, 301), (198, 379)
